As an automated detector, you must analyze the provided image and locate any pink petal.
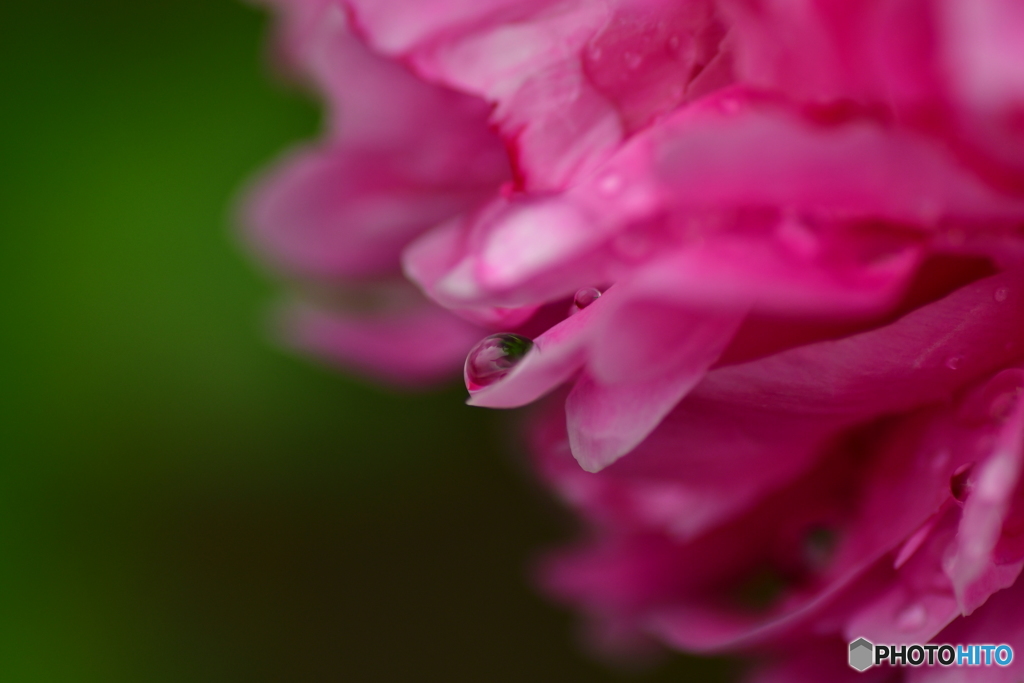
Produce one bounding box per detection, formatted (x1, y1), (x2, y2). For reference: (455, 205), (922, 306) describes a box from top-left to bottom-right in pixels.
(281, 292), (483, 386)
(243, 145), (499, 280)
(566, 300), (744, 472)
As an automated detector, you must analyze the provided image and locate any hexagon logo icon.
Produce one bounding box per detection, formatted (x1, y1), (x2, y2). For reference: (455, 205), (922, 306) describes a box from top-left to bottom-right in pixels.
(849, 637), (874, 672)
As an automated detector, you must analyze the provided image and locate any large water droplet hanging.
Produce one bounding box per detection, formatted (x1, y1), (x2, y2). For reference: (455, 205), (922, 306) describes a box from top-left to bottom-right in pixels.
(465, 333), (534, 390)
(571, 287), (602, 313)
(802, 525), (837, 571)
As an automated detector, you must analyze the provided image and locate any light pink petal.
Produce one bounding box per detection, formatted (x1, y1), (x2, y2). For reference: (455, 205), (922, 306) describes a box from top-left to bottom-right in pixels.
(538, 270), (1024, 544)
(939, 0), (1024, 188)
(281, 293), (483, 386)
(945, 371), (1024, 611)
(243, 145), (499, 280)
(650, 89), (1024, 224)
(566, 300), (744, 472)
(242, 2), (509, 281)
(720, 0), (944, 105)
(905, 578), (1024, 683)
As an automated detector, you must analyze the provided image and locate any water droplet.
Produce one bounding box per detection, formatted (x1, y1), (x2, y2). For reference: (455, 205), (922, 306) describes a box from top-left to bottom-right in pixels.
(667, 34), (681, 52)
(588, 45), (602, 61)
(951, 462), (975, 502)
(995, 287), (1009, 303)
(598, 172), (623, 195)
(624, 51), (642, 70)
(896, 603), (927, 631)
(572, 288), (602, 312)
(802, 525), (837, 571)
(945, 355), (964, 370)
(464, 333), (534, 390)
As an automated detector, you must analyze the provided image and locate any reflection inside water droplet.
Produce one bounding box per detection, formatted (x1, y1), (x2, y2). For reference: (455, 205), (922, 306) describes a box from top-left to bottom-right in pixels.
(572, 287), (602, 313)
(802, 525), (837, 571)
(465, 333), (534, 390)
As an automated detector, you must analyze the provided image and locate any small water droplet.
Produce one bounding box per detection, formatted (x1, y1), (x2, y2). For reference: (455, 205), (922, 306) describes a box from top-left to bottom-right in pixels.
(945, 355), (964, 370)
(588, 45), (602, 61)
(995, 287), (1009, 303)
(896, 603), (927, 631)
(667, 34), (681, 52)
(572, 287), (602, 312)
(624, 51), (642, 70)
(598, 172), (623, 195)
(951, 462), (975, 502)
(465, 333), (534, 390)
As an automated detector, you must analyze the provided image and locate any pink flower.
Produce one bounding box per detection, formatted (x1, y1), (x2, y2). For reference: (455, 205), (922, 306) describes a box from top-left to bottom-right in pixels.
(242, 0), (1024, 678)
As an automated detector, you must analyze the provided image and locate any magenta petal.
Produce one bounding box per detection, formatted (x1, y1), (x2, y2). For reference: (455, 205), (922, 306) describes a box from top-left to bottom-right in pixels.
(946, 376), (1024, 611)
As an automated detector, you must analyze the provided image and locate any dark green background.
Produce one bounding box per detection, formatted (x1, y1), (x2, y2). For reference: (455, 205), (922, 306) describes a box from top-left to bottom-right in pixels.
(0, 2), (731, 680)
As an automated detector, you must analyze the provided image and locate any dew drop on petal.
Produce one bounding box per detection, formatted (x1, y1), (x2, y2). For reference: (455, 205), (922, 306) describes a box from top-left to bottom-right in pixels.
(572, 287), (602, 312)
(995, 287), (1009, 303)
(896, 603), (927, 631)
(802, 525), (837, 571)
(945, 355), (963, 370)
(624, 51), (642, 70)
(951, 462), (975, 502)
(464, 333), (534, 390)
(667, 34), (681, 52)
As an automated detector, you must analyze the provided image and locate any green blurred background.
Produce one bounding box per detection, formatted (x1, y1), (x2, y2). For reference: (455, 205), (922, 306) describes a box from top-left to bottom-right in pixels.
(0, 1), (731, 680)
